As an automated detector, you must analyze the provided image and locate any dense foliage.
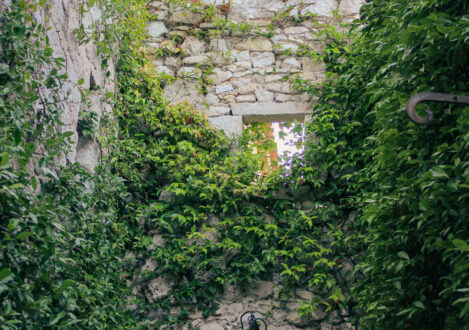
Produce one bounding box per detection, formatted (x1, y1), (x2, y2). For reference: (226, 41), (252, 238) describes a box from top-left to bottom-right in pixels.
(294, 0), (469, 327)
(1, 0), (468, 328)
(0, 1), (137, 327)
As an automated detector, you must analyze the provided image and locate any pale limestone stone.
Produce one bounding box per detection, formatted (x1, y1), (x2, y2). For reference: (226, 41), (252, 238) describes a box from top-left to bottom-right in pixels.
(233, 71), (253, 78)
(199, 22), (217, 29)
(284, 26), (309, 35)
(339, 0), (364, 16)
(164, 56), (181, 67)
(266, 82), (294, 94)
(271, 34), (288, 43)
(251, 52), (275, 68)
(199, 323), (224, 330)
(236, 37), (273, 52)
(250, 280), (274, 299)
(265, 74), (283, 84)
(168, 30), (186, 40)
(148, 234), (166, 251)
(141, 258), (158, 272)
(236, 94), (256, 103)
(246, 19), (271, 27)
(255, 87), (274, 102)
(238, 83), (257, 95)
(169, 9), (203, 25)
(302, 58), (325, 72)
(153, 11), (168, 20)
(275, 94), (294, 103)
(181, 36), (206, 55)
(208, 68), (233, 85)
(301, 1), (338, 17)
(154, 65), (174, 76)
(183, 54), (210, 65)
(274, 43), (299, 54)
(232, 102), (310, 117)
(215, 83), (234, 94)
(209, 38), (229, 52)
(227, 61), (252, 72)
(177, 67), (202, 78)
(148, 1), (168, 10)
(76, 138), (99, 173)
(146, 277), (172, 302)
(204, 94), (219, 105)
(202, 105), (231, 117)
(208, 116), (243, 137)
(281, 57), (301, 70)
(296, 289), (315, 301)
(232, 50), (251, 62)
(147, 21), (168, 38)
(164, 80), (203, 106)
(288, 34), (307, 44)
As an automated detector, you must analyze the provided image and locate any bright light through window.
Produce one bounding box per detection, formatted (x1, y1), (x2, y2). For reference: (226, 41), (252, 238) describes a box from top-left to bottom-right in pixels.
(272, 122), (304, 167)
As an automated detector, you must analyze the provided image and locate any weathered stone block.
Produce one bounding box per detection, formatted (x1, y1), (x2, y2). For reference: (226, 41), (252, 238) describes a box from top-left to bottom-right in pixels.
(202, 105), (231, 117)
(273, 42), (299, 54)
(281, 57), (301, 70)
(251, 52), (275, 68)
(181, 36), (206, 55)
(238, 83), (257, 94)
(236, 94), (256, 103)
(147, 21), (168, 38)
(339, 0), (363, 16)
(208, 68), (233, 85)
(255, 87), (274, 102)
(208, 116), (243, 137)
(236, 37), (273, 52)
(215, 83), (234, 94)
(284, 26), (309, 35)
(183, 54), (210, 65)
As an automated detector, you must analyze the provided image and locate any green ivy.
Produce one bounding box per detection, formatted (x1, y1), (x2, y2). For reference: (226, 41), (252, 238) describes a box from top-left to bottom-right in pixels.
(293, 0), (469, 327)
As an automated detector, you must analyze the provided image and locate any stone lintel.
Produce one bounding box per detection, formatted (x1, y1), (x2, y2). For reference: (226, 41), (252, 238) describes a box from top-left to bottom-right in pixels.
(231, 102), (311, 122)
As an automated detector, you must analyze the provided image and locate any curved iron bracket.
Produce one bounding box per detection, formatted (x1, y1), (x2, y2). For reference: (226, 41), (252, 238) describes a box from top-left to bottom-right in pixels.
(406, 92), (469, 125)
(240, 311), (267, 330)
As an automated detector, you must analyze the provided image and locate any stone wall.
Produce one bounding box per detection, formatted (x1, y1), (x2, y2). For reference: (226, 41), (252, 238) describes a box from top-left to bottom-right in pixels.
(19, 0), (116, 173)
(132, 199), (358, 329)
(147, 0), (363, 136)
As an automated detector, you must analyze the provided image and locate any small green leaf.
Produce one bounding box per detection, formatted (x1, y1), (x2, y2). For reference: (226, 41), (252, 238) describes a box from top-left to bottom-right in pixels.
(0, 268), (12, 283)
(77, 77), (85, 85)
(58, 279), (75, 293)
(16, 232), (33, 240)
(429, 166), (448, 179)
(398, 251), (409, 260)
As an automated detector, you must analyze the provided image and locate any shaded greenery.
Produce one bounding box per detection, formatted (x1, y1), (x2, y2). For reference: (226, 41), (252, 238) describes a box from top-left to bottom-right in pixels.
(292, 0), (469, 328)
(1, 0), (468, 328)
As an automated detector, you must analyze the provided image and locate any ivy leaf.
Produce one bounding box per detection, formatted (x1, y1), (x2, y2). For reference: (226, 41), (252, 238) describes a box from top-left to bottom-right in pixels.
(397, 251), (409, 260)
(429, 166), (449, 179)
(0, 268), (12, 283)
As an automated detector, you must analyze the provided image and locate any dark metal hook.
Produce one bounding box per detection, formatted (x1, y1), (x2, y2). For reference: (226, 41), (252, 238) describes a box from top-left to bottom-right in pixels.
(240, 311), (267, 330)
(405, 92), (469, 125)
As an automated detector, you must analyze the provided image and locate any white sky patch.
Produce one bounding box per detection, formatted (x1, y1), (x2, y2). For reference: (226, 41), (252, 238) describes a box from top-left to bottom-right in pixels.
(272, 122), (304, 166)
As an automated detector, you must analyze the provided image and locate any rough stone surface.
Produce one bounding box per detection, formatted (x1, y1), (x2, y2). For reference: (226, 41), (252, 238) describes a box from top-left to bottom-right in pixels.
(236, 94), (256, 103)
(215, 83), (234, 94)
(251, 52), (275, 68)
(208, 116), (243, 137)
(181, 36), (206, 55)
(208, 68), (233, 85)
(236, 37), (273, 52)
(339, 0), (364, 16)
(147, 21), (168, 38)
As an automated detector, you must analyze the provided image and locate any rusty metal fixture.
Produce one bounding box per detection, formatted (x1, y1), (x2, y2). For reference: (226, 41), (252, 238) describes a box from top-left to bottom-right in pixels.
(240, 311), (267, 330)
(406, 92), (469, 125)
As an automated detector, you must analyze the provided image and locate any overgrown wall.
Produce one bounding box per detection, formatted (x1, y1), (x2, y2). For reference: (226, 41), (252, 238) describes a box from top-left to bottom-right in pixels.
(147, 0), (363, 136)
